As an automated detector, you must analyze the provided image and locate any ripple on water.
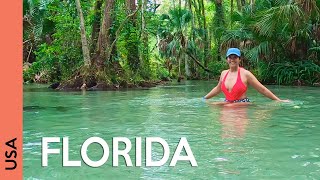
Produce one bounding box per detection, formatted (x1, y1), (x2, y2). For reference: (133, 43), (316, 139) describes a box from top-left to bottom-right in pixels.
(314, 162), (320, 167)
(214, 157), (229, 162)
(292, 155), (300, 159)
(24, 142), (41, 147)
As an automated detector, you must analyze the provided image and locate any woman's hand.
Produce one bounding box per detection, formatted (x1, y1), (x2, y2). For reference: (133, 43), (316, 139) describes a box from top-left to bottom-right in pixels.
(277, 99), (291, 103)
(202, 96), (207, 102)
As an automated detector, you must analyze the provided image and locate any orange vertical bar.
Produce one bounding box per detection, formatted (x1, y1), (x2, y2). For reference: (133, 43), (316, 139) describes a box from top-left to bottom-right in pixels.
(0, 0), (23, 179)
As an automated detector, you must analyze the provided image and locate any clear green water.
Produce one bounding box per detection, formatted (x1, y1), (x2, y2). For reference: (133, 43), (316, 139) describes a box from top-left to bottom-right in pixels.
(24, 81), (320, 179)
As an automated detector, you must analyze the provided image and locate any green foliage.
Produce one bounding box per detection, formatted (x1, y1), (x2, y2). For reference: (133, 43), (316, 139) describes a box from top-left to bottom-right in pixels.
(158, 8), (192, 58)
(22, 0), (320, 86)
(212, 1), (226, 39)
(23, 0), (56, 39)
(157, 7), (192, 78)
(23, 43), (58, 83)
(220, 0), (320, 86)
(207, 60), (228, 77)
(157, 68), (170, 80)
(125, 22), (140, 73)
(245, 41), (270, 64)
(23, 0), (86, 82)
(257, 61), (320, 85)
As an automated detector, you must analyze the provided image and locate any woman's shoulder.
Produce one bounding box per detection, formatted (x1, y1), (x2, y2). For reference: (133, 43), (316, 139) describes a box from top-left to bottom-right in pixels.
(220, 70), (228, 76)
(221, 69), (229, 73)
(240, 68), (254, 77)
(240, 67), (249, 73)
(218, 70), (229, 81)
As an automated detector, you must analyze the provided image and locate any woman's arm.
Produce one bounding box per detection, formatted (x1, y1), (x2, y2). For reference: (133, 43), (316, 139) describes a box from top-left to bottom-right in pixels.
(246, 71), (282, 101)
(203, 71), (226, 99)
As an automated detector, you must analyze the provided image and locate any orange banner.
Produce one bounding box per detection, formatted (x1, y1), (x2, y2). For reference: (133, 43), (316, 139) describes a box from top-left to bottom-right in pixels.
(0, 0), (23, 179)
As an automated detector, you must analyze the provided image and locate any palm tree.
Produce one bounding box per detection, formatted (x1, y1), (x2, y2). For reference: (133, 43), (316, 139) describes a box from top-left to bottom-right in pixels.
(158, 8), (192, 80)
(222, 0), (320, 69)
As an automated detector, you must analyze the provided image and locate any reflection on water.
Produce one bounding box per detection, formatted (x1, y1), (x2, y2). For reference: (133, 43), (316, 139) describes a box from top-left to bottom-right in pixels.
(23, 81), (320, 179)
(213, 103), (249, 139)
(209, 103), (278, 139)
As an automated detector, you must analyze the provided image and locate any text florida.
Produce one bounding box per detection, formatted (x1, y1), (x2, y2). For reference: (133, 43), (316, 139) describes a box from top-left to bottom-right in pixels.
(42, 137), (198, 167)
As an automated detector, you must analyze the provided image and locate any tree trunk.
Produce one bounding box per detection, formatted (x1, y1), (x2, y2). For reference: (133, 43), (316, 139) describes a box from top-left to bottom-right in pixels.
(194, 0), (203, 28)
(90, 0), (103, 54)
(214, 0), (225, 61)
(178, 56), (181, 80)
(250, 0), (254, 11)
(200, 0), (209, 68)
(172, 1), (176, 9)
(231, 0), (234, 27)
(95, 0), (114, 64)
(241, 0), (246, 7)
(236, 0), (241, 11)
(75, 0), (91, 67)
(188, 0), (197, 77)
(141, 0), (150, 78)
(185, 54), (191, 78)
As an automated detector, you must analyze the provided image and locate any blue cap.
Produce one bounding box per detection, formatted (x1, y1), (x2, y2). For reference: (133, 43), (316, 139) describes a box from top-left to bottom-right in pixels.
(226, 48), (241, 57)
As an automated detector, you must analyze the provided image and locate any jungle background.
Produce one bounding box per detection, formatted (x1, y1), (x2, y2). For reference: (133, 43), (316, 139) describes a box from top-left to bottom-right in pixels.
(23, 0), (320, 90)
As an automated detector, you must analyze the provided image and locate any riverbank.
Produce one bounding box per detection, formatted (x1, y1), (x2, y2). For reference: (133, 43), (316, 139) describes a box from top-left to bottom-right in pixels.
(43, 79), (169, 91)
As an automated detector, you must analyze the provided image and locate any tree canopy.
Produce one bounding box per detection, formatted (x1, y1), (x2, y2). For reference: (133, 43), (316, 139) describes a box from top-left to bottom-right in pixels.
(23, 0), (320, 88)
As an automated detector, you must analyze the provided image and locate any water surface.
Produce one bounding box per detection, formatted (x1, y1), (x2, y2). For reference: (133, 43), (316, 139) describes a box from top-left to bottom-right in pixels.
(24, 81), (320, 179)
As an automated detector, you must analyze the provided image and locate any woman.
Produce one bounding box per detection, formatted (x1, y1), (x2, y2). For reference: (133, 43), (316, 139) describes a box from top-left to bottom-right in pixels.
(203, 48), (289, 103)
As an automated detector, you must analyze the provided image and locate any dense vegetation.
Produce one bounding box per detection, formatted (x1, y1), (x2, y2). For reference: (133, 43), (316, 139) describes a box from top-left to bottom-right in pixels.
(23, 0), (320, 89)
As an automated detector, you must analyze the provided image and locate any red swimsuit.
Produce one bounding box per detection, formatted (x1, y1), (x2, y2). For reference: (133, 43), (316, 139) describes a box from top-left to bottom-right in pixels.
(221, 67), (247, 101)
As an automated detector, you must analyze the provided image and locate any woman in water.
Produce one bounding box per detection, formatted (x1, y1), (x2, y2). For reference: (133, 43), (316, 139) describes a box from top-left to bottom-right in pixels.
(203, 48), (288, 103)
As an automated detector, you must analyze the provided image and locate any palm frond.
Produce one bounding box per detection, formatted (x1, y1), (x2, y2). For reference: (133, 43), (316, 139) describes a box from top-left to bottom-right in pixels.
(221, 29), (253, 45)
(246, 41), (270, 64)
(309, 46), (320, 52)
(254, 4), (304, 38)
(254, 9), (277, 37)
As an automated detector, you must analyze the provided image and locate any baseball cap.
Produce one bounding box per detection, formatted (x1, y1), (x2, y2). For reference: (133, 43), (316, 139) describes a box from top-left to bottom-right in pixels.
(226, 48), (241, 57)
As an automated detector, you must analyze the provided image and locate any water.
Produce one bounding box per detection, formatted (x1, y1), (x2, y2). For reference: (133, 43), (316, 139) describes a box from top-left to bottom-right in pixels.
(23, 81), (320, 179)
